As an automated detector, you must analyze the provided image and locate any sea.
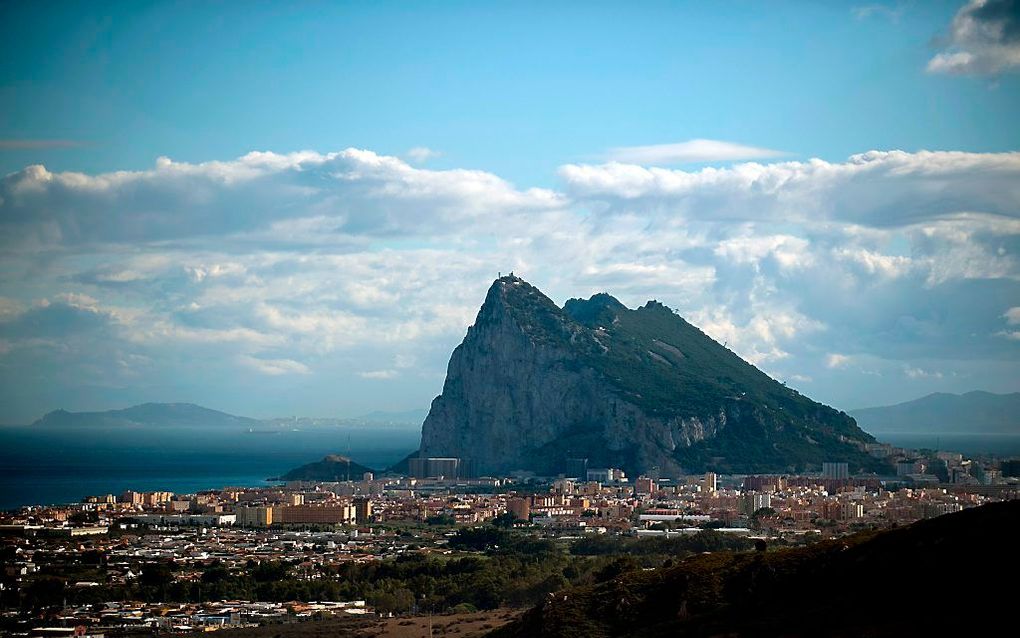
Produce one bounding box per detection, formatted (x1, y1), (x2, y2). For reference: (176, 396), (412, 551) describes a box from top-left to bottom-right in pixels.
(2, 427), (1017, 511)
(0, 425), (420, 510)
(873, 432), (1020, 457)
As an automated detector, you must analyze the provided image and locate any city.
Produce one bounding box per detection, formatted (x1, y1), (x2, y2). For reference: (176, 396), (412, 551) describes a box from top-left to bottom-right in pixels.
(3, 1), (1019, 635)
(3, 442), (1017, 636)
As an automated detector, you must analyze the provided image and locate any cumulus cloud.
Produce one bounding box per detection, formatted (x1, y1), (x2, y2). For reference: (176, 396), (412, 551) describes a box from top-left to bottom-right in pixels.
(405, 147), (441, 163)
(927, 0), (1020, 75)
(560, 150), (1020, 227)
(0, 147), (1017, 421)
(605, 139), (786, 165)
(0, 149), (566, 247)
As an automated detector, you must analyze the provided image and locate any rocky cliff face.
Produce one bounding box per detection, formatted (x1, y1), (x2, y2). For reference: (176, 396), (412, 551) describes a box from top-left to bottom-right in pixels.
(419, 276), (880, 476)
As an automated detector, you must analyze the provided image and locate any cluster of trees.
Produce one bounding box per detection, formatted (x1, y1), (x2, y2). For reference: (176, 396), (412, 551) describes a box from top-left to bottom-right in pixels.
(569, 530), (751, 556)
(8, 529), (752, 615)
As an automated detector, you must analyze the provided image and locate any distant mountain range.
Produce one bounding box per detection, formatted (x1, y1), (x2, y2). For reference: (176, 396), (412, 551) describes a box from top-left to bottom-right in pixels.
(25, 403), (426, 430)
(30, 403), (261, 429)
(851, 391), (1020, 435)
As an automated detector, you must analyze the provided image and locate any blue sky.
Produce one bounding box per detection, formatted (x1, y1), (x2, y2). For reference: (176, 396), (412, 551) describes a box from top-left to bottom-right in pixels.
(1, 1), (1019, 424)
(3, 1), (1018, 183)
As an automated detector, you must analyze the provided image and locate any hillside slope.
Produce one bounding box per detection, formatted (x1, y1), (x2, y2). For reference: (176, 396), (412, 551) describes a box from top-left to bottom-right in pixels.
(490, 500), (1019, 637)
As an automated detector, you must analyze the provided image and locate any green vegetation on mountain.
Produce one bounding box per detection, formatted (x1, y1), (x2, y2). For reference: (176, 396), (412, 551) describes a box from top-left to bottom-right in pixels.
(567, 297), (873, 472)
(422, 276), (883, 475)
(276, 455), (377, 481)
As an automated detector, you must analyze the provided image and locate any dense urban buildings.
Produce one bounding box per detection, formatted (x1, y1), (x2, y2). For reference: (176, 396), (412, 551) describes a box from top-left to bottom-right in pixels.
(2, 443), (1017, 636)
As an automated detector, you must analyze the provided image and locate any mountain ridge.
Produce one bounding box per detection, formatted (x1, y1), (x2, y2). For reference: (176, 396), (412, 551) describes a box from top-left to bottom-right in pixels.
(420, 276), (882, 476)
(851, 390), (1020, 435)
(29, 402), (261, 429)
(24, 403), (428, 430)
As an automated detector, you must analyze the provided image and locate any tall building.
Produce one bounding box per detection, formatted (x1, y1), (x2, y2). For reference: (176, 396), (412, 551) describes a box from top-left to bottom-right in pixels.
(740, 492), (772, 515)
(278, 504), (356, 525)
(120, 490), (143, 505)
(508, 497), (531, 521)
(822, 462), (850, 480)
(897, 459), (924, 476)
(634, 477), (655, 495)
(587, 468), (625, 482)
(236, 505), (276, 527)
(704, 472), (717, 494)
(354, 498), (373, 523)
(840, 502), (864, 520)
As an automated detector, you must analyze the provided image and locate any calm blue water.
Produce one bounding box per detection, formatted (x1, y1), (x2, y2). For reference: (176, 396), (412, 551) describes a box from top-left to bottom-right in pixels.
(874, 432), (1020, 456)
(0, 426), (419, 510)
(3, 427), (1015, 510)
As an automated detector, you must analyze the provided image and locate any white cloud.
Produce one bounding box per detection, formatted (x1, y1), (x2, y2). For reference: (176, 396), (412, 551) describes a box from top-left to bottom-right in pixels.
(605, 139), (786, 165)
(405, 147), (441, 163)
(852, 3), (906, 22)
(394, 354), (416, 369)
(927, 0), (1020, 76)
(240, 356), (311, 376)
(833, 247), (912, 278)
(714, 234), (813, 271)
(560, 150), (1020, 227)
(904, 366), (943, 379)
(358, 369), (398, 380)
(1, 146), (1018, 421)
(0, 148), (567, 247)
(826, 353), (851, 368)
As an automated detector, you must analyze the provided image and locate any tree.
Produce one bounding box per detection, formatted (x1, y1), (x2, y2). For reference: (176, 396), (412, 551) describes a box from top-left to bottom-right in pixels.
(594, 556), (640, 582)
(491, 512), (518, 528)
(448, 527), (510, 551)
(140, 562), (174, 589)
(68, 511), (98, 525)
(23, 577), (65, 608)
(426, 514), (456, 526)
(253, 561), (290, 582)
(201, 565), (230, 584)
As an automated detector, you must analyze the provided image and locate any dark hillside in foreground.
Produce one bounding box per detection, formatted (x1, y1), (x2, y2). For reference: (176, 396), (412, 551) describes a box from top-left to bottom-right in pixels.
(489, 500), (1019, 637)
